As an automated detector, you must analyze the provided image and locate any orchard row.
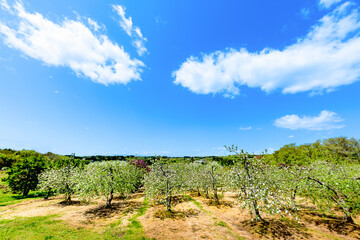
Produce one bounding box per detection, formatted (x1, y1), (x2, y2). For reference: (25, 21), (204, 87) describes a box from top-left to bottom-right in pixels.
(38, 148), (360, 222)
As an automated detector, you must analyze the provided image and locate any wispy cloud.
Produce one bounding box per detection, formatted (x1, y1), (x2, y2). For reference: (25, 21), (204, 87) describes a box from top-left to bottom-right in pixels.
(274, 110), (345, 130)
(300, 8), (311, 19)
(87, 17), (101, 31)
(112, 5), (147, 56)
(239, 126), (252, 130)
(0, 0), (10, 11)
(320, 0), (343, 9)
(0, 2), (144, 85)
(173, 1), (360, 97)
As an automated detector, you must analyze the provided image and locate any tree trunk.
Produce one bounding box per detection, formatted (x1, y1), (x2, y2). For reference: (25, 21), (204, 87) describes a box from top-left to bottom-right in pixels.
(65, 193), (71, 203)
(205, 189), (209, 199)
(44, 188), (51, 200)
(105, 189), (114, 208)
(197, 188), (201, 196)
(345, 213), (355, 224)
(213, 187), (219, 204)
(166, 196), (172, 212)
(243, 157), (264, 222)
(254, 202), (264, 222)
(22, 186), (29, 196)
(291, 186), (298, 201)
(307, 177), (354, 224)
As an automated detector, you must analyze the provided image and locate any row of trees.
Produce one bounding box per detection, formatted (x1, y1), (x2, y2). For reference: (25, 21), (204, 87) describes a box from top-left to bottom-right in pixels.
(38, 159), (148, 208)
(34, 148), (359, 223)
(144, 147), (360, 222)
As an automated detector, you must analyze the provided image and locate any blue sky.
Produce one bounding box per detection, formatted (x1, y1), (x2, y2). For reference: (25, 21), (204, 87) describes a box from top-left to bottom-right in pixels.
(0, 0), (360, 156)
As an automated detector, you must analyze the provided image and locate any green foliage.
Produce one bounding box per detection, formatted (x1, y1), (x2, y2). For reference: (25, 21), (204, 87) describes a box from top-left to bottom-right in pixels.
(5, 154), (46, 196)
(37, 165), (80, 202)
(226, 146), (297, 222)
(322, 137), (360, 162)
(144, 161), (187, 211)
(294, 161), (360, 223)
(0, 171), (43, 206)
(270, 137), (360, 166)
(76, 161), (142, 207)
(0, 153), (17, 169)
(200, 161), (227, 203)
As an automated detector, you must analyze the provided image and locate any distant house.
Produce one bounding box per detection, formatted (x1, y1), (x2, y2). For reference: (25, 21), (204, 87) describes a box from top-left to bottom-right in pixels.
(253, 155), (263, 160)
(194, 159), (207, 164)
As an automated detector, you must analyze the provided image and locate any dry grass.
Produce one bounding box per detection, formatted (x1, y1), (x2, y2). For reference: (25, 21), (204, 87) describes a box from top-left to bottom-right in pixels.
(1, 191), (360, 239)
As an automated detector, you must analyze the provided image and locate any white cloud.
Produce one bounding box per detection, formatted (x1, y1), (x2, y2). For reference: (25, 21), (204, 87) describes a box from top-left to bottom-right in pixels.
(87, 17), (100, 31)
(173, 2), (360, 97)
(0, 2), (143, 85)
(112, 5), (147, 56)
(288, 135), (295, 138)
(320, 0), (342, 8)
(239, 126), (252, 130)
(0, 0), (10, 11)
(274, 110), (345, 130)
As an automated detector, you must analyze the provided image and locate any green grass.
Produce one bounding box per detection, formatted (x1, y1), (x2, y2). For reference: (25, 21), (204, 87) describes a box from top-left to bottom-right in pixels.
(0, 205), (154, 240)
(214, 220), (230, 228)
(121, 200), (154, 240)
(0, 192), (45, 207)
(184, 195), (211, 215)
(0, 215), (121, 240)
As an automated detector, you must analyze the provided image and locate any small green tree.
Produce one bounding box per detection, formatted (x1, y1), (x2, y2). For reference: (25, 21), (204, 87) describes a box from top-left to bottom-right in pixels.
(144, 162), (186, 212)
(185, 162), (205, 196)
(299, 161), (360, 223)
(6, 155), (46, 196)
(226, 145), (296, 222)
(38, 165), (80, 203)
(76, 161), (141, 208)
(202, 161), (226, 204)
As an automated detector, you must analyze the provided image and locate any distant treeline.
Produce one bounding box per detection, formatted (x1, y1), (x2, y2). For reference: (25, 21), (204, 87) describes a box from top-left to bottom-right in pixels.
(0, 136), (359, 197)
(266, 137), (360, 166)
(1, 137), (360, 170)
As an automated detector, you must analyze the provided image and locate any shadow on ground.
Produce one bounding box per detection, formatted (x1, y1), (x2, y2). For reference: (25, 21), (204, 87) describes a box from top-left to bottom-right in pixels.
(300, 209), (360, 237)
(242, 218), (311, 239)
(85, 200), (143, 219)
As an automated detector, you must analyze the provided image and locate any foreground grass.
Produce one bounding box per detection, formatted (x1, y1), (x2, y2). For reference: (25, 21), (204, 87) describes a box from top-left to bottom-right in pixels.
(0, 192), (45, 207)
(121, 200), (154, 240)
(0, 215), (120, 240)
(0, 198), (152, 240)
(0, 211), (152, 240)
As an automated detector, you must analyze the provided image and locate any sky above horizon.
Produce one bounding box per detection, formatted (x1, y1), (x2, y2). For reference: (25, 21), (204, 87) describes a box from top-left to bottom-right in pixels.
(0, 0), (360, 156)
